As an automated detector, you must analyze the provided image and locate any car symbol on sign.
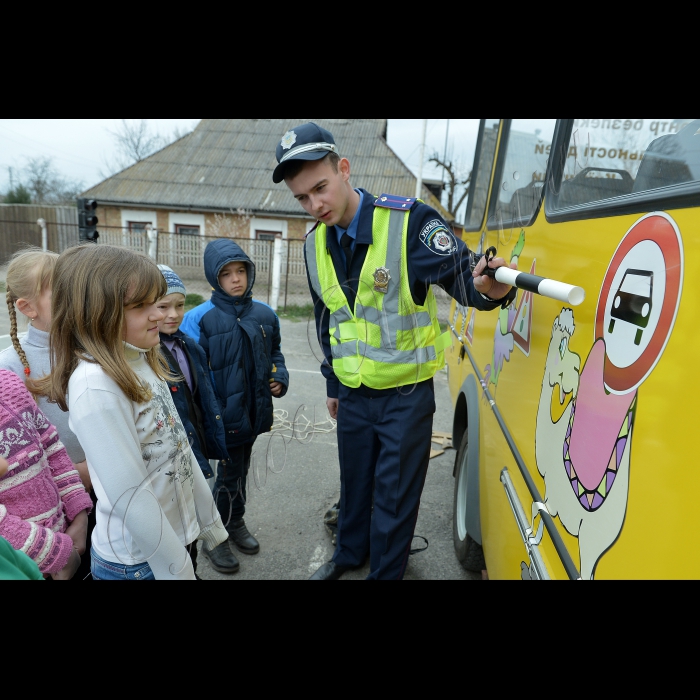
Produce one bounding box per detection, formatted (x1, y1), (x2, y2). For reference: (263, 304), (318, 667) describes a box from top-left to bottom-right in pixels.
(608, 268), (654, 346)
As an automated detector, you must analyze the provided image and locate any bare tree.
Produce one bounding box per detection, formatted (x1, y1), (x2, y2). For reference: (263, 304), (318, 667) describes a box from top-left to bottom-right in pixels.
(208, 208), (253, 239)
(170, 125), (193, 142)
(101, 119), (197, 178)
(21, 157), (84, 205)
(428, 152), (471, 219)
(101, 119), (165, 176)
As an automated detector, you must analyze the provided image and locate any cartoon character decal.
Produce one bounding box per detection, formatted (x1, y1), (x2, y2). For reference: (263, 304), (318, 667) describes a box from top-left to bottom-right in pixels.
(535, 213), (683, 579)
(483, 231), (526, 389)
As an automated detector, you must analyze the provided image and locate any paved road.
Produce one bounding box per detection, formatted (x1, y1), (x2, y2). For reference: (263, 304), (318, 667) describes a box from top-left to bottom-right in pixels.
(197, 316), (479, 581)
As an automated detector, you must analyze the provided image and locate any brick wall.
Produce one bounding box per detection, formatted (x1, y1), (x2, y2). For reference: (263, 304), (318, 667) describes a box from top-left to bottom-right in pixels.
(288, 217), (312, 240)
(95, 206), (313, 240)
(97, 205), (122, 229)
(157, 210), (169, 232)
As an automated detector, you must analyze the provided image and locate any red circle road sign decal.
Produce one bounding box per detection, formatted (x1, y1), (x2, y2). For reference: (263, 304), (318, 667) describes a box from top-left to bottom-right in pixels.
(595, 212), (683, 394)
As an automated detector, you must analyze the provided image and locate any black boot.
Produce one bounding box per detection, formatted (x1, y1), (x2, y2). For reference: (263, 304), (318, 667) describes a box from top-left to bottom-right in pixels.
(228, 519), (260, 555)
(203, 539), (240, 574)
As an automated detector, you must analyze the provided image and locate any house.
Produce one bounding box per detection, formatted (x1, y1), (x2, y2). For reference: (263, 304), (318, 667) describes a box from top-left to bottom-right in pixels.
(81, 119), (452, 243)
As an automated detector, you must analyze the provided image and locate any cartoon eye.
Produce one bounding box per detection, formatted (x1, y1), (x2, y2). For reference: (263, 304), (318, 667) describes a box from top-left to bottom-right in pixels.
(559, 337), (567, 360)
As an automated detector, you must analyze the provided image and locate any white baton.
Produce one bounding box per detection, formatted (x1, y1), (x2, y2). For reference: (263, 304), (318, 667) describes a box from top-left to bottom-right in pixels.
(493, 267), (585, 306)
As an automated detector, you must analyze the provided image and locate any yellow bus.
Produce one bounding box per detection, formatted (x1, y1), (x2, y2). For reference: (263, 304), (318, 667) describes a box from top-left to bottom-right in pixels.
(447, 119), (698, 579)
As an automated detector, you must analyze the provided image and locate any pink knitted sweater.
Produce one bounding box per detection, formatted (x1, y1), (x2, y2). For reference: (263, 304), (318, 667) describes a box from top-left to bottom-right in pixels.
(0, 370), (93, 574)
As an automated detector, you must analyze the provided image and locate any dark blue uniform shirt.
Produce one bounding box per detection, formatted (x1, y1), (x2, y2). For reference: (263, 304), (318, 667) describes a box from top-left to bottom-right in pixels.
(305, 188), (508, 398)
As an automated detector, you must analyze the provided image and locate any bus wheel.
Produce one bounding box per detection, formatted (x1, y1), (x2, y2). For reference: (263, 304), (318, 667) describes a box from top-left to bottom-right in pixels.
(453, 430), (486, 572)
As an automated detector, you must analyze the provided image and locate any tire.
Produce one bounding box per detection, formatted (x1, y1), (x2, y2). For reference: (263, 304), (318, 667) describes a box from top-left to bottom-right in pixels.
(453, 429), (486, 573)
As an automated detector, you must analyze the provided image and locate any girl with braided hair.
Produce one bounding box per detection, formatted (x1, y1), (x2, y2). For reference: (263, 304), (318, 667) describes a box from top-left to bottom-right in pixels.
(1, 248), (97, 581)
(0, 248), (89, 488)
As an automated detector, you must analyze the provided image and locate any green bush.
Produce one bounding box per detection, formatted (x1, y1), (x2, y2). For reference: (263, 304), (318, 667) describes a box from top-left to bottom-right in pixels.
(185, 293), (205, 310)
(4, 185), (31, 204)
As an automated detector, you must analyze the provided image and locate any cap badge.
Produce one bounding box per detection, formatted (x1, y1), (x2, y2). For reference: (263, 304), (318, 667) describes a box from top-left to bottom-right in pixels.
(281, 130), (297, 150)
(373, 267), (391, 294)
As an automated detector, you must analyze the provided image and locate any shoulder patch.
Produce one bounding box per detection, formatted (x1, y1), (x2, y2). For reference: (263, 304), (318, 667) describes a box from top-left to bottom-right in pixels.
(374, 193), (417, 211)
(419, 219), (458, 256)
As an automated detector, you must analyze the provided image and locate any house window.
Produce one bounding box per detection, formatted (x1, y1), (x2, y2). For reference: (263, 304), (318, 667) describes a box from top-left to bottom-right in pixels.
(128, 221), (152, 233)
(256, 230), (281, 242)
(175, 224), (200, 236)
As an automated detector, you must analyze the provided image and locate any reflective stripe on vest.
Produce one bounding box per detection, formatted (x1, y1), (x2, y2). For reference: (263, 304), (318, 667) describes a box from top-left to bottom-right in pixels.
(305, 206), (451, 390)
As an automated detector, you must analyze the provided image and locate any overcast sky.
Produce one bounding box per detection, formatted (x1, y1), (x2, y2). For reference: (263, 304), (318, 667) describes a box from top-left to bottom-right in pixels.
(0, 119), (480, 215)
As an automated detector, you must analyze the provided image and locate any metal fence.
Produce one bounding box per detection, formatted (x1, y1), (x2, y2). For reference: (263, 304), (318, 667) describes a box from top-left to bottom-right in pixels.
(0, 218), (453, 319)
(0, 204), (79, 264)
(0, 219), (312, 310)
(153, 232), (310, 308)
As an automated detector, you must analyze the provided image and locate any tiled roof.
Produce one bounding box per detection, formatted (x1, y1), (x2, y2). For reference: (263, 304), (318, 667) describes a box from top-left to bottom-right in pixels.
(82, 119), (448, 218)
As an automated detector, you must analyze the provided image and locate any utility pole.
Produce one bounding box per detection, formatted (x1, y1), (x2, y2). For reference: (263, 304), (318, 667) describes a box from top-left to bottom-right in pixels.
(9, 167), (13, 190)
(442, 120), (450, 176)
(416, 119), (428, 199)
(441, 119), (450, 206)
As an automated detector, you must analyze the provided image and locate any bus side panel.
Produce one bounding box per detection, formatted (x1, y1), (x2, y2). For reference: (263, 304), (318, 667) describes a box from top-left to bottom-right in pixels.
(486, 208), (698, 579)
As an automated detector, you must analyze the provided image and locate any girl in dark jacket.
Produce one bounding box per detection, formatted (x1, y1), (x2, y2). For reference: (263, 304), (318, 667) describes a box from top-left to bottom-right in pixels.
(180, 241), (289, 574)
(157, 265), (240, 575)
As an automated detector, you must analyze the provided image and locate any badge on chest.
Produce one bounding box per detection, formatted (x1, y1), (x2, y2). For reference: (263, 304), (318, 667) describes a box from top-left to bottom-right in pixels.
(373, 267), (391, 294)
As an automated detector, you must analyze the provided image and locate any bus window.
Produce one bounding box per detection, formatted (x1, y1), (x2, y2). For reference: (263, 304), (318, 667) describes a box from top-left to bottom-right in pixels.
(548, 119), (700, 216)
(464, 119), (500, 231)
(487, 119), (557, 230)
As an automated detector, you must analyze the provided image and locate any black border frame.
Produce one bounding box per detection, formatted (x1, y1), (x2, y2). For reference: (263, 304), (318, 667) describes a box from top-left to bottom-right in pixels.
(545, 119), (700, 223)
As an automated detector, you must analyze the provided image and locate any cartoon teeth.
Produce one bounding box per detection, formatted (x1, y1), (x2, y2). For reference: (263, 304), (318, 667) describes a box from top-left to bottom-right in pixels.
(564, 394), (636, 512)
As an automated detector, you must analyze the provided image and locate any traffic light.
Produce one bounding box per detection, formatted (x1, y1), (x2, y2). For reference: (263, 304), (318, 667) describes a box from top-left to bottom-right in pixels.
(77, 198), (99, 243)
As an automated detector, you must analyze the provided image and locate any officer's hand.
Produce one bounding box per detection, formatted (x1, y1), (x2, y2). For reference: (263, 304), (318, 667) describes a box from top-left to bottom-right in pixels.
(270, 382), (283, 397)
(327, 398), (339, 420)
(473, 256), (517, 302)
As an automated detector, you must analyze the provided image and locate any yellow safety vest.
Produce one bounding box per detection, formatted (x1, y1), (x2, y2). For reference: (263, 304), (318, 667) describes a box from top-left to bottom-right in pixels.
(305, 203), (451, 390)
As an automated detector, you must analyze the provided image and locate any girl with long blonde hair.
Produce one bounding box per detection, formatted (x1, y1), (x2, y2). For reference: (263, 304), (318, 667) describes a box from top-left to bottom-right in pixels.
(38, 244), (228, 580)
(1, 248), (88, 483)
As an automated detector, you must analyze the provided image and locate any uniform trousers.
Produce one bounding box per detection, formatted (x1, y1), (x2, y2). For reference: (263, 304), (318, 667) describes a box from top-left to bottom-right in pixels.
(332, 378), (436, 580)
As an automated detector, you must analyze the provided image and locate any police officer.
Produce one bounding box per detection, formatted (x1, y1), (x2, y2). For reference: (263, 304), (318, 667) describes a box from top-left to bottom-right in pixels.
(273, 122), (516, 580)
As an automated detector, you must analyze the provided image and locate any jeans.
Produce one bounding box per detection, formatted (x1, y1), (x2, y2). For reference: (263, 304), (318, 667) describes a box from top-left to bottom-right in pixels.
(90, 548), (155, 581)
(91, 543), (199, 580)
(214, 443), (253, 527)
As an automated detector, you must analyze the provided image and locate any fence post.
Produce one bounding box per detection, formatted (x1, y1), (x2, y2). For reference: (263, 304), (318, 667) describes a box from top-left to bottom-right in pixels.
(267, 240), (273, 305)
(37, 219), (47, 251)
(270, 237), (283, 311)
(283, 240), (291, 311)
(146, 225), (158, 260)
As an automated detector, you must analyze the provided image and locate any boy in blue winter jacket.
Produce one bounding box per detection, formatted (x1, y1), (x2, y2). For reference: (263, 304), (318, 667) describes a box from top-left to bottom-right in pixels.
(181, 240), (289, 574)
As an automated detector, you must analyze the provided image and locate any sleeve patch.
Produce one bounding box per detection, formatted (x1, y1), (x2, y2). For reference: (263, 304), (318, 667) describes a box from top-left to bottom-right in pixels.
(419, 219), (458, 256)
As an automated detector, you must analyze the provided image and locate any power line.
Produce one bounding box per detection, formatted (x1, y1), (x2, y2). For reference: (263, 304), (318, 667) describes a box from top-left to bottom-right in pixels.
(0, 124), (102, 170)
